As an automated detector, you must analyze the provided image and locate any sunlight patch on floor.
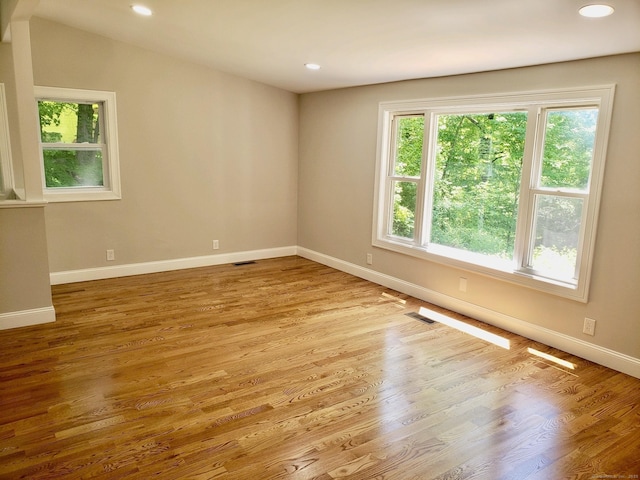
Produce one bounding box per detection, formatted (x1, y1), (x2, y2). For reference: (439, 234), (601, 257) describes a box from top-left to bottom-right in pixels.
(381, 292), (407, 308)
(418, 307), (511, 350)
(527, 347), (577, 370)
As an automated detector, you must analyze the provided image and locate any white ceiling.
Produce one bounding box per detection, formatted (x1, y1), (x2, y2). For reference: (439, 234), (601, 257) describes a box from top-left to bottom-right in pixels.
(33, 0), (640, 93)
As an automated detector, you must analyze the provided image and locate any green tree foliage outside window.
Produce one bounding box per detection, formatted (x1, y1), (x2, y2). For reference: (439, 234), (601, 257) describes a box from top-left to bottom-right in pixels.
(540, 109), (597, 190)
(531, 108), (598, 277)
(38, 101), (104, 188)
(431, 112), (527, 259)
(391, 116), (423, 238)
(390, 108), (598, 276)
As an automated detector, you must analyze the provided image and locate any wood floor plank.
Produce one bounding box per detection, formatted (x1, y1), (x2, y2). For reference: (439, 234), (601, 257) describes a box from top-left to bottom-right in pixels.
(1, 256), (639, 479)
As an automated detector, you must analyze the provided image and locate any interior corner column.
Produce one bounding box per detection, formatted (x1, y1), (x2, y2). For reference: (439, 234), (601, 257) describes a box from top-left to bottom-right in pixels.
(10, 18), (44, 201)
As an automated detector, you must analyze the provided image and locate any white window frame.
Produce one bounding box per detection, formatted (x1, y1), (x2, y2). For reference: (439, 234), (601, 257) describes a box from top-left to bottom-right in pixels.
(34, 86), (121, 202)
(0, 84), (16, 200)
(373, 85), (615, 302)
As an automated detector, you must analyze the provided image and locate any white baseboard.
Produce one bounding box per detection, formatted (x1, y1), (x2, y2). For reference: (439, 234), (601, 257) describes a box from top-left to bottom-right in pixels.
(0, 306), (56, 330)
(297, 247), (640, 379)
(47, 245), (640, 378)
(50, 246), (298, 285)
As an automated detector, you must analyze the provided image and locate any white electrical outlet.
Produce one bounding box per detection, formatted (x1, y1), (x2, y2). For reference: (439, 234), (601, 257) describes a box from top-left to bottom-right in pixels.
(366, 253), (373, 265)
(106, 249), (115, 261)
(213, 240), (219, 250)
(459, 277), (467, 293)
(583, 317), (596, 336)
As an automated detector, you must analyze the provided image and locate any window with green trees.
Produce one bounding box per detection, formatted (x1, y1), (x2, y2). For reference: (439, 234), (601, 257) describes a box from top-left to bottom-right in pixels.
(39, 100), (104, 188)
(373, 86), (615, 301)
(35, 86), (121, 202)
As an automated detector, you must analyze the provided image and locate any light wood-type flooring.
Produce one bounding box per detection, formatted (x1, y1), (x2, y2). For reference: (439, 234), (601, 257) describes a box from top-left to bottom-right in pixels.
(1, 256), (639, 479)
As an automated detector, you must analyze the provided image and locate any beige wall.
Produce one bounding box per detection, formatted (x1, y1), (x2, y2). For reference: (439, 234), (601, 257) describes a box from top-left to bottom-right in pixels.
(298, 53), (640, 359)
(0, 206), (52, 312)
(29, 18), (298, 272)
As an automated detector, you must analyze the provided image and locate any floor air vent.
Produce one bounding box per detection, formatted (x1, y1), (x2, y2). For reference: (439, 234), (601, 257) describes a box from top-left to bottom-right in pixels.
(233, 261), (257, 266)
(405, 311), (436, 324)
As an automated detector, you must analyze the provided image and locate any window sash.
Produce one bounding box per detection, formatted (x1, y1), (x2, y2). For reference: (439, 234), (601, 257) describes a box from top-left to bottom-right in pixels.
(41, 143), (106, 150)
(521, 192), (588, 281)
(41, 144), (109, 189)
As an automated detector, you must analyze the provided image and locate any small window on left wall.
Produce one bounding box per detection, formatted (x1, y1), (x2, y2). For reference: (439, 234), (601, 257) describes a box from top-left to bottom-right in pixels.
(35, 86), (121, 202)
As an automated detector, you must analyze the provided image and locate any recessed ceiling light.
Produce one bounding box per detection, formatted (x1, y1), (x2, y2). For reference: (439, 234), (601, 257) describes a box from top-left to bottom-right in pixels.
(305, 63), (321, 71)
(579, 4), (614, 17)
(131, 4), (153, 16)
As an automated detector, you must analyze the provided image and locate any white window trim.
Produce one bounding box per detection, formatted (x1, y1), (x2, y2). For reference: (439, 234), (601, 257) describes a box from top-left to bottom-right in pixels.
(34, 86), (121, 202)
(0, 84), (16, 201)
(372, 85), (616, 302)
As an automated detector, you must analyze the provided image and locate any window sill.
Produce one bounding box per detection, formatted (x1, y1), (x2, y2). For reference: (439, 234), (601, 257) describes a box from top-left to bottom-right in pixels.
(0, 189), (47, 208)
(0, 200), (47, 209)
(373, 237), (587, 302)
(44, 189), (121, 203)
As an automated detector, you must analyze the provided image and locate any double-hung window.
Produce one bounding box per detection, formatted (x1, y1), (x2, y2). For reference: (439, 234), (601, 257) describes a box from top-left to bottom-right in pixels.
(35, 86), (121, 202)
(373, 86), (615, 301)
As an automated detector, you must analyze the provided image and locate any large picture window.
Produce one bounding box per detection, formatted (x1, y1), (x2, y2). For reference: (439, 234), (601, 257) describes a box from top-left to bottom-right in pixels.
(373, 86), (615, 301)
(35, 86), (121, 202)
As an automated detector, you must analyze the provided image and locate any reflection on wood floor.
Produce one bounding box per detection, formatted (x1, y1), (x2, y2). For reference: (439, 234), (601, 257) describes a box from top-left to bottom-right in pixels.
(1, 256), (639, 479)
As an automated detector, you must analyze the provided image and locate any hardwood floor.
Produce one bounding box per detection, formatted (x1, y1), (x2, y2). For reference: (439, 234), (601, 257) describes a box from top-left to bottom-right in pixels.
(1, 256), (639, 479)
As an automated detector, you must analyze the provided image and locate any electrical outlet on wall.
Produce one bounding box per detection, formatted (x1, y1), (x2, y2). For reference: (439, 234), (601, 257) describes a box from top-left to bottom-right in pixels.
(366, 253), (373, 265)
(106, 249), (115, 261)
(583, 317), (596, 336)
(213, 240), (219, 250)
